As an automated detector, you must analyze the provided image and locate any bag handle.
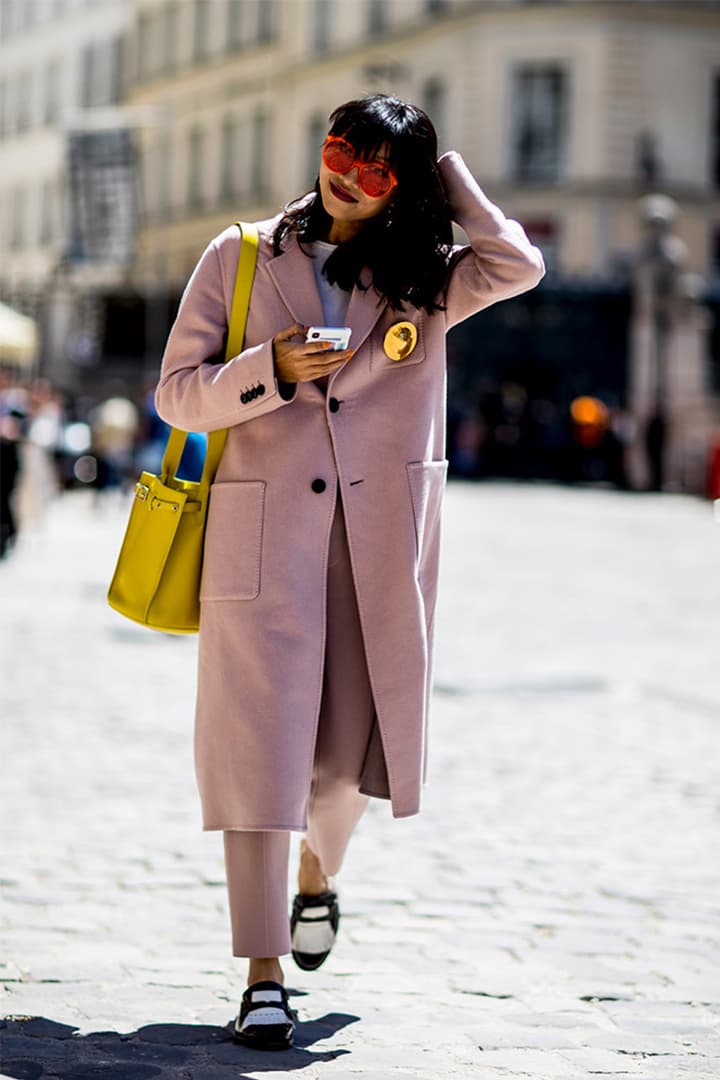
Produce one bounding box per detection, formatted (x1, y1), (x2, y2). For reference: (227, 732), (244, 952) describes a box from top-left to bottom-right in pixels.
(161, 220), (259, 485)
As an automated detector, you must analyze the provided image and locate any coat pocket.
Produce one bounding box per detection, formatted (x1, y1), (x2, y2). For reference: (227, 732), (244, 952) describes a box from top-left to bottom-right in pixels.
(406, 460), (448, 586)
(200, 480), (266, 601)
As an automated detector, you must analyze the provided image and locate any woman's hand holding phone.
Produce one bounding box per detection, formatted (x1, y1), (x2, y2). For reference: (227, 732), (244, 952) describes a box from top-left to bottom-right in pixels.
(272, 324), (354, 383)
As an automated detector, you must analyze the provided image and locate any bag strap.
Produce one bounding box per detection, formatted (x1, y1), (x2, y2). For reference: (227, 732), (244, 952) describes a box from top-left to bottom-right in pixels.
(161, 220), (259, 485)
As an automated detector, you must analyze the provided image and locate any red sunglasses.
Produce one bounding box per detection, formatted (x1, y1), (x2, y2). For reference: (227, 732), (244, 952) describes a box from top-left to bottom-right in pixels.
(322, 136), (398, 198)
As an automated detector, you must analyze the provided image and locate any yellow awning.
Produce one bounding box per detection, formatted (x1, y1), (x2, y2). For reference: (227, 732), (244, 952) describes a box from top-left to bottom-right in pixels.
(0, 301), (38, 367)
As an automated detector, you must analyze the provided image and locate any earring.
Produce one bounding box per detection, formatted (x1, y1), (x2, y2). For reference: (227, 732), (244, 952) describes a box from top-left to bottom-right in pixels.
(384, 205), (395, 229)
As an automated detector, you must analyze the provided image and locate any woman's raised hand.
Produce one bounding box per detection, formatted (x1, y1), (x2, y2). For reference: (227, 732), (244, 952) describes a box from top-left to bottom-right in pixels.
(272, 324), (354, 383)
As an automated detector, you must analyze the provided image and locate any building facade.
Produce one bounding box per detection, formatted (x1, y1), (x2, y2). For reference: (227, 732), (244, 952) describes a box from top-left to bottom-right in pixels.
(0, 0), (133, 387)
(1, 0), (719, 488)
(127, 0), (720, 293)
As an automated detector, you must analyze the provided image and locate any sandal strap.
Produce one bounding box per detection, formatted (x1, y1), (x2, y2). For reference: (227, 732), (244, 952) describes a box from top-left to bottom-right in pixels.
(292, 890), (338, 914)
(241, 980), (290, 1012)
(294, 889), (337, 907)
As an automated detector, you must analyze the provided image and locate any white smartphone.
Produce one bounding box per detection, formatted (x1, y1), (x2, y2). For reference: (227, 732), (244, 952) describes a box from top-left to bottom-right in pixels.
(305, 326), (352, 351)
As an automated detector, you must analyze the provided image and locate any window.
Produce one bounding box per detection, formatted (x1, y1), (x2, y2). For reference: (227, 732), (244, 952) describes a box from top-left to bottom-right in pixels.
(228, 0), (244, 50)
(10, 187), (26, 249)
(194, 0), (210, 62)
(6, 76), (16, 136)
(220, 114), (239, 200)
(511, 63), (568, 183)
(368, 0), (387, 37)
(257, 0), (273, 44)
(23, 0), (36, 30)
(241, 0), (271, 47)
(80, 44), (96, 108)
(109, 35), (124, 105)
(188, 127), (205, 208)
(157, 131), (172, 219)
(164, 3), (180, 71)
(3, 76), (12, 136)
(44, 60), (61, 125)
(16, 70), (32, 133)
(312, 0), (331, 54)
(137, 13), (152, 83)
(251, 108), (269, 198)
(0, 0), (14, 40)
(422, 78), (446, 147)
(40, 180), (55, 246)
(306, 113), (325, 187)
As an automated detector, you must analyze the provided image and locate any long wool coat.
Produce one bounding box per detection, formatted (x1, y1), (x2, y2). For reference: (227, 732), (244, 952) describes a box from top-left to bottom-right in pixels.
(155, 151), (545, 831)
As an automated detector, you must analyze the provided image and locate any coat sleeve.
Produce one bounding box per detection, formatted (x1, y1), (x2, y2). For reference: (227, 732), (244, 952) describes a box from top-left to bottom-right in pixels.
(155, 234), (297, 433)
(438, 151), (546, 329)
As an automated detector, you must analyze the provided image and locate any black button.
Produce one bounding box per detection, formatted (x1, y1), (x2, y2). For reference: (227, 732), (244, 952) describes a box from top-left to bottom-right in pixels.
(311, 478), (326, 493)
(328, 397), (340, 412)
(250, 386), (258, 399)
(240, 392), (248, 404)
(258, 383), (265, 395)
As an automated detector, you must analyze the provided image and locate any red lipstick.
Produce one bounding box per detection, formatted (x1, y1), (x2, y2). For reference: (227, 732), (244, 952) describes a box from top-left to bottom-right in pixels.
(329, 181), (357, 204)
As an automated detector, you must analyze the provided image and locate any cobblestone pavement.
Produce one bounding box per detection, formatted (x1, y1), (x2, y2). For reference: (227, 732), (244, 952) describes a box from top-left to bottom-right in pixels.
(1, 482), (719, 1080)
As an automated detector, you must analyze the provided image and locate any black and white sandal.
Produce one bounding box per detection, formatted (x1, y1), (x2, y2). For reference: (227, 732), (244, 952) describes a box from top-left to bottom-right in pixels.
(233, 980), (294, 1051)
(290, 890), (340, 971)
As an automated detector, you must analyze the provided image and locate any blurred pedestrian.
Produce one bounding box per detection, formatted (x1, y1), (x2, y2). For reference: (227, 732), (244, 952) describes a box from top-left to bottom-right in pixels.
(450, 409), (485, 476)
(0, 376), (28, 540)
(0, 408), (23, 558)
(15, 379), (63, 532)
(136, 383), (170, 477)
(604, 406), (634, 490)
(706, 434), (720, 500)
(89, 396), (139, 493)
(154, 93), (544, 1048)
(645, 410), (667, 491)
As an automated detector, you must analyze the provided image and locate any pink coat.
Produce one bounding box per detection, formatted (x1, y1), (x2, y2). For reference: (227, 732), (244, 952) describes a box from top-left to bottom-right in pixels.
(155, 151), (545, 830)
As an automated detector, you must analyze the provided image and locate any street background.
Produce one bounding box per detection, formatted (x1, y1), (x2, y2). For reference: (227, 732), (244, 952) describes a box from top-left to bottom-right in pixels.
(2, 479), (719, 1079)
(1, 3), (720, 1076)
(2, 0), (720, 504)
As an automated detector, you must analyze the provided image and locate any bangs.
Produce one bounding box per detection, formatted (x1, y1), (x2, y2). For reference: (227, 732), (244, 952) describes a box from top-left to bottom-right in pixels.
(330, 119), (403, 169)
(328, 96), (434, 172)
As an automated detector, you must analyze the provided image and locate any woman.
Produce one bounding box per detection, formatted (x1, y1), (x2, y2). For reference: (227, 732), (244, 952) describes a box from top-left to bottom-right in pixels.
(156, 94), (545, 1050)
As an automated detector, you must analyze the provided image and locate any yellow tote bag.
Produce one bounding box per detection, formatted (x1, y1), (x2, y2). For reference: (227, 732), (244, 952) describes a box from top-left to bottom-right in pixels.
(107, 222), (258, 634)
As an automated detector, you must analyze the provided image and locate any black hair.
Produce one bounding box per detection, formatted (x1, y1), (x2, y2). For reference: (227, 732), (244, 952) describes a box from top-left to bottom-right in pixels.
(272, 94), (454, 314)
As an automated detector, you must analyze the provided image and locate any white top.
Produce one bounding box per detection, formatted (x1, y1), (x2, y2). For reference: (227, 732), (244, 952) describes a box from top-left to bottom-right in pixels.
(310, 241), (351, 327)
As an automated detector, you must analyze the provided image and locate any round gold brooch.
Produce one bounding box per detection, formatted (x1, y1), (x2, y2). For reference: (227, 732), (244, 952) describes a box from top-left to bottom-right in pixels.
(383, 321), (418, 362)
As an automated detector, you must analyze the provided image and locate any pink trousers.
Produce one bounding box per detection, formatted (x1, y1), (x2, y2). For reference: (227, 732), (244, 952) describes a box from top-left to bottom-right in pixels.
(223, 492), (375, 957)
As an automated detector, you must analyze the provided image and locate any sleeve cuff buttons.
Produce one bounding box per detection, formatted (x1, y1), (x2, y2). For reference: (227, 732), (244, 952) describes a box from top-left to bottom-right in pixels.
(240, 383), (266, 405)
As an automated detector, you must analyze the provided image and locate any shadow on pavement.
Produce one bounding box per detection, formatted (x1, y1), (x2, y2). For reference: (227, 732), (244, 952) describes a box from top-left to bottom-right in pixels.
(1, 1009), (357, 1078)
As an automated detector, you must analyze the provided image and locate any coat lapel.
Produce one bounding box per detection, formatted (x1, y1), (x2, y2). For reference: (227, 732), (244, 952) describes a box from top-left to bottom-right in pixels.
(266, 239), (325, 329)
(267, 240), (388, 357)
(326, 270), (388, 393)
(343, 267), (388, 356)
